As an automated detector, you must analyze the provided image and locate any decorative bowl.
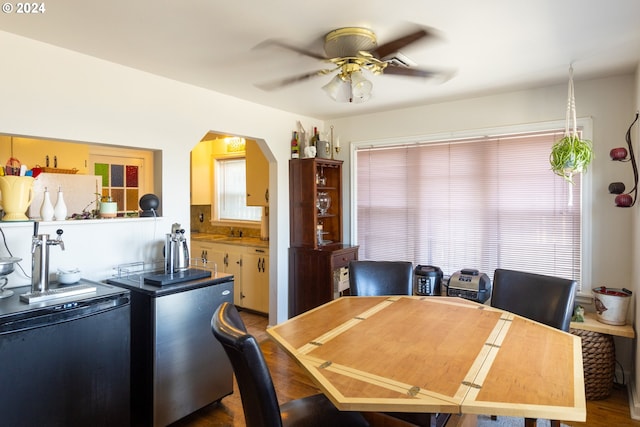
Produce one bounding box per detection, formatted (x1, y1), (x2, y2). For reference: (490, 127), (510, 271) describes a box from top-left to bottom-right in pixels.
(57, 268), (81, 284)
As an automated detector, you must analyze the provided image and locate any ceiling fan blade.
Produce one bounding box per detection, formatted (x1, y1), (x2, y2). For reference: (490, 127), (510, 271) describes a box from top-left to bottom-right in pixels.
(383, 64), (436, 78)
(253, 39), (327, 60)
(372, 28), (432, 59)
(255, 69), (331, 91)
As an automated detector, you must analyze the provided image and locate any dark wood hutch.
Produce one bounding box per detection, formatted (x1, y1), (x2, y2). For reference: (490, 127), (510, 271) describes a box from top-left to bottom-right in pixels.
(288, 158), (359, 317)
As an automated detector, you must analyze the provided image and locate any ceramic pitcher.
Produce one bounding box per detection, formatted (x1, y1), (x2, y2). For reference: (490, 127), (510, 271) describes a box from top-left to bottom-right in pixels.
(0, 176), (35, 221)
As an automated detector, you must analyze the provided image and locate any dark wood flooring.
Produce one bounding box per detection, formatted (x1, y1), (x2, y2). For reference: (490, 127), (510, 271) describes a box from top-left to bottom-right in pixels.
(171, 309), (640, 427)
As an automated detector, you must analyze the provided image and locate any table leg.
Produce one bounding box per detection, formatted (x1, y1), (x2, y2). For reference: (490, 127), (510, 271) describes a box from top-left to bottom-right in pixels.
(524, 418), (536, 427)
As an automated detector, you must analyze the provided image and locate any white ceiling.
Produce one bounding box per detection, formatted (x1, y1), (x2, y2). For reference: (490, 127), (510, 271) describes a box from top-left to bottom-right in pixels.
(2, 0), (640, 120)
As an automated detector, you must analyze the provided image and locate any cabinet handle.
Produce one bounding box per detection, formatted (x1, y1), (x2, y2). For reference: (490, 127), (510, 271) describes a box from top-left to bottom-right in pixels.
(261, 257), (265, 272)
(265, 188), (269, 203)
(257, 258), (261, 271)
(224, 254), (228, 267)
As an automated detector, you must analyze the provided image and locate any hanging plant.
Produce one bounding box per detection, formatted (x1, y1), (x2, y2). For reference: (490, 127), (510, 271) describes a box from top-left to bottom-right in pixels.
(549, 66), (593, 183)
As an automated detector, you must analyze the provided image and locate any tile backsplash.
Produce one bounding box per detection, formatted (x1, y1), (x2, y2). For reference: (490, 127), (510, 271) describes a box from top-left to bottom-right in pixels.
(190, 205), (261, 238)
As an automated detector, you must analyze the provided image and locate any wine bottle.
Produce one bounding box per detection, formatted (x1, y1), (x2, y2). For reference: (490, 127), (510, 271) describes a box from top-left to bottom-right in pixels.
(310, 127), (319, 156)
(291, 131), (299, 159)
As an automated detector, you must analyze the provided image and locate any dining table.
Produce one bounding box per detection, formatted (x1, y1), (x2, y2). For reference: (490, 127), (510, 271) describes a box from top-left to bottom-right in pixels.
(266, 295), (586, 426)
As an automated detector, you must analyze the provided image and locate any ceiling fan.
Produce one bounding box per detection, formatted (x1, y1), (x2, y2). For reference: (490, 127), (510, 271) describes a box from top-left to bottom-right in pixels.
(256, 26), (447, 103)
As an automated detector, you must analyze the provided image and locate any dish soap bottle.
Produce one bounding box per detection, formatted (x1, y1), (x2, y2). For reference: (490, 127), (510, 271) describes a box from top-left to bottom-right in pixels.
(40, 187), (54, 221)
(54, 186), (67, 221)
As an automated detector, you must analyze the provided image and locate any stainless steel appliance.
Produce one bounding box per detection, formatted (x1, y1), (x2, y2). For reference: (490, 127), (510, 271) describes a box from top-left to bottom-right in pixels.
(165, 223), (189, 272)
(447, 268), (492, 303)
(0, 280), (131, 427)
(414, 265), (443, 296)
(108, 267), (234, 427)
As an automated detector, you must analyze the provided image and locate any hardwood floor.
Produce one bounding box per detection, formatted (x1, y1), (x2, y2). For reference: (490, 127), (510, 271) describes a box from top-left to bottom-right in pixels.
(171, 309), (640, 427)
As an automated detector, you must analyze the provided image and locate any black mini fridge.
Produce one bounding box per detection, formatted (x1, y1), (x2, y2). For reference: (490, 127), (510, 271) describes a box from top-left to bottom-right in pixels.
(0, 281), (131, 427)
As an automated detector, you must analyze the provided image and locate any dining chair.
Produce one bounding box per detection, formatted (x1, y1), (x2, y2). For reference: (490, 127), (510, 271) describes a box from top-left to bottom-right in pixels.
(490, 268), (578, 427)
(491, 268), (577, 331)
(211, 302), (370, 427)
(348, 260), (414, 296)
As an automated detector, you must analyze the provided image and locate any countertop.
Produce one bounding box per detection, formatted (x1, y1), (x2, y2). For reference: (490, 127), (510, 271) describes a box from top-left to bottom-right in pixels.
(190, 232), (268, 249)
(107, 270), (234, 297)
(0, 279), (129, 320)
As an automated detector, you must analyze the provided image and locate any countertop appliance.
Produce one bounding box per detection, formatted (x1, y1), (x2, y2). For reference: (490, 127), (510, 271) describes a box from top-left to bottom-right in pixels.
(108, 266), (234, 427)
(414, 265), (443, 296)
(0, 280), (131, 427)
(447, 268), (492, 303)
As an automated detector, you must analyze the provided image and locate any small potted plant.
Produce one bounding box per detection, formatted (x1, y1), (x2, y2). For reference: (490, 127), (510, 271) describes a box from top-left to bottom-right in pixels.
(550, 134), (593, 183)
(550, 66), (594, 183)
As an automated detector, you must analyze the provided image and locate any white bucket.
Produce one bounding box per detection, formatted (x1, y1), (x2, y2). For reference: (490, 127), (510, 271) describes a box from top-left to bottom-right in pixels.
(592, 287), (632, 326)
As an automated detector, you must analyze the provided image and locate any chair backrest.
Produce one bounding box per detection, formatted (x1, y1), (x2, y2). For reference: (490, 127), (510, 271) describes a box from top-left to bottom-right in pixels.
(211, 302), (283, 427)
(349, 260), (414, 296)
(491, 268), (577, 331)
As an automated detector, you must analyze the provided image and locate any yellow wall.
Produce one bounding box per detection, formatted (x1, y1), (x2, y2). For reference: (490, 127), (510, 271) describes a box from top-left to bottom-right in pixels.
(0, 135), (89, 174)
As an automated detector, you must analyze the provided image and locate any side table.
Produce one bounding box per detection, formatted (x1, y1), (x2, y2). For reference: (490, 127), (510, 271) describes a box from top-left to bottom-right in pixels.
(570, 312), (635, 400)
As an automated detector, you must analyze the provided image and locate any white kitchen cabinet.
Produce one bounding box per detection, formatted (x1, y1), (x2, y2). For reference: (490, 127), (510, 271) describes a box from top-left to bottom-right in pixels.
(190, 240), (223, 271)
(224, 247), (243, 306)
(190, 240), (269, 313)
(241, 247), (269, 313)
(245, 140), (269, 206)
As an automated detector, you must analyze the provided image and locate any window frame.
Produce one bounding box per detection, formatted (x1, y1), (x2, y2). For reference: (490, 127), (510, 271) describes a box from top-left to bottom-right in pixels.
(211, 154), (262, 227)
(349, 118), (593, 298)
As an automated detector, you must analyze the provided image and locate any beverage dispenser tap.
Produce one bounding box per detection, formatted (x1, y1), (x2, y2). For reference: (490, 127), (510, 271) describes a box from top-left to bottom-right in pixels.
(165, 224), (189, 274)
(31, 222), (65, 293)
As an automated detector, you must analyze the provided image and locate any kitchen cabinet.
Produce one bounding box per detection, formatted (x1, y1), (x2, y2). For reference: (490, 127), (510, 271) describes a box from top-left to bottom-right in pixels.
(191, 240), (224, 271)
(245, 139), (269, 206)
(289, 158), (358, 316)
(242, 247), (269, 313)
(190, 140), (212, 205)
(191, 240), (269, 313)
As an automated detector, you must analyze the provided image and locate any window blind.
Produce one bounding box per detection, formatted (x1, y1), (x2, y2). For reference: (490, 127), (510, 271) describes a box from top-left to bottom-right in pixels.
(355, 130), (581, 285)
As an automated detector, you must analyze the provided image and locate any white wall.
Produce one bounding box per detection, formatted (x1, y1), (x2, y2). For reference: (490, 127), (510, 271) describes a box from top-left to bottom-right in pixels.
(0, 30), (323, 325)
(631, 64), (640, 419)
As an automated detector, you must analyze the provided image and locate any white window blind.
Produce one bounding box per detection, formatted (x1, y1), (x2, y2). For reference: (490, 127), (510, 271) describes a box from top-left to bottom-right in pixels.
(355, 130), (581, 286)
(216, 158), (262, 222)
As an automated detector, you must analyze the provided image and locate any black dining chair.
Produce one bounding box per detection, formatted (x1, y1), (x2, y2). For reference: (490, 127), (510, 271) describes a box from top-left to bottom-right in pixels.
(348, 260), (414, 296)
(491, 268), (577, 332)
(490, 268), (578, 427)
(211, 302), (369, 427)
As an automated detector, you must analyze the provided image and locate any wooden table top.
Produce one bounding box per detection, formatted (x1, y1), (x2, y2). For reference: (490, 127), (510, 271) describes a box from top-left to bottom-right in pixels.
(267, 296), (586, 422)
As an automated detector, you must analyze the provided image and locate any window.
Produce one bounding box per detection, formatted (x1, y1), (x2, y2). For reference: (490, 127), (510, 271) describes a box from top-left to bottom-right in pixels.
(214, 157), (262, 223)
(352, 123), (591, 292)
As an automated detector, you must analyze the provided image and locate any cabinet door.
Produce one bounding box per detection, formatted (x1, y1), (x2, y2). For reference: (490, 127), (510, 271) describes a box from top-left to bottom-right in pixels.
(190, 241), (224, 272)
(191, 141), (212, 205)
(246, 140), (269, 206)
(224, 247), (244, 305)
(241, 248), (269, 313)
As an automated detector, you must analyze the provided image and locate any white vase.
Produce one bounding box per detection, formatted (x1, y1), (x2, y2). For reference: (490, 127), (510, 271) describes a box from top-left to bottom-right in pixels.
(53, 187), (67, 221)
(40, 187), (54, 221)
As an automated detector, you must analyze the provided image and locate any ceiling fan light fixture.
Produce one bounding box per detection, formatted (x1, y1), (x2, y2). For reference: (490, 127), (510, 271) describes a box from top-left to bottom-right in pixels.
(322, 74), (351, 102)
(323, 70), (373, 103)
(350, 71), (372, 98)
